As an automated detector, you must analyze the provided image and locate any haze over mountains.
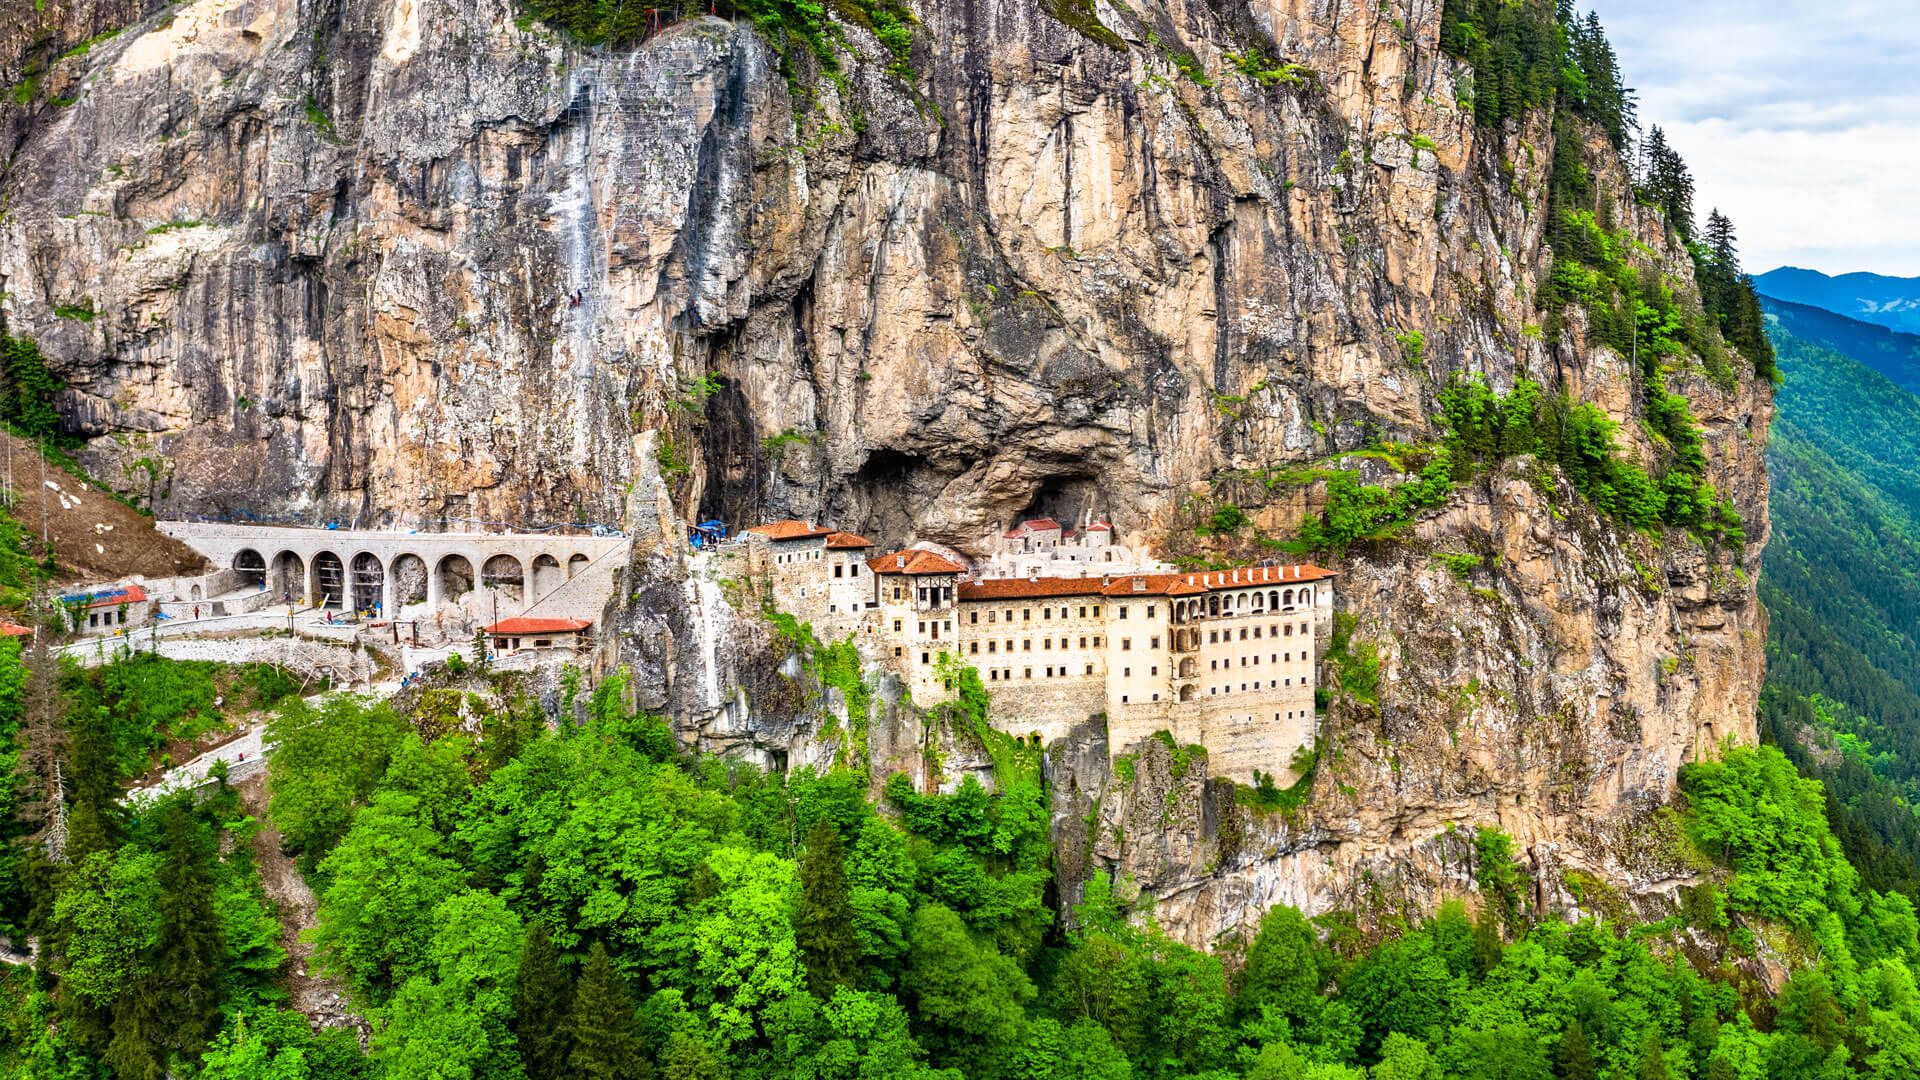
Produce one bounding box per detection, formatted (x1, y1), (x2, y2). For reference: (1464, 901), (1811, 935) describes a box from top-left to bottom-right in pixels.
(1756, 267), (1920, 335)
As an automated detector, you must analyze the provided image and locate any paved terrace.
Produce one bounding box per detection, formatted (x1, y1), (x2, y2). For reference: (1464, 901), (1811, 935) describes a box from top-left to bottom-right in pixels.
(158, 522), (629, 616)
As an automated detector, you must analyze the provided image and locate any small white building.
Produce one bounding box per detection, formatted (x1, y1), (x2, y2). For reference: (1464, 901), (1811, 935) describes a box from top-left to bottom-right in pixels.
(486, 616), (591, 657)
(61, 584), (152, 637)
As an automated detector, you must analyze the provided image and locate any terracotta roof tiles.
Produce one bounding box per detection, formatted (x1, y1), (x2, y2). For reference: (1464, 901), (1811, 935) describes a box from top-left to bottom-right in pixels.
(867, 549), (967, 576)
(746, 519), (835, 541)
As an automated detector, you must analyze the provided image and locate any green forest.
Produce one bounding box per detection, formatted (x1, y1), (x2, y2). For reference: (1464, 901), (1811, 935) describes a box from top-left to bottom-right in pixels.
(8, 650), (1920, 1079)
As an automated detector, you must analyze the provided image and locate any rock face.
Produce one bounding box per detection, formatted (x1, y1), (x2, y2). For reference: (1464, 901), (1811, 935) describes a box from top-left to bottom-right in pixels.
(0, 0), (1770, 942)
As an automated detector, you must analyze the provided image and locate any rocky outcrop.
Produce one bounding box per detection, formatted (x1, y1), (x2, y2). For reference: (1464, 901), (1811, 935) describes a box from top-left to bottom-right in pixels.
(0, 0), (1769, 943)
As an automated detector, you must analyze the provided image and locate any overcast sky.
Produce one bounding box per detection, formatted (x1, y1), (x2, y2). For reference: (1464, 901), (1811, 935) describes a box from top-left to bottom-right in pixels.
(1584, 0), (1919, 278)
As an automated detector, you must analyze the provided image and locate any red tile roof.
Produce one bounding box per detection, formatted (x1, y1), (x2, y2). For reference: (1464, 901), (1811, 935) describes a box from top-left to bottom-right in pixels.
(825, 531), (874, 549)
(867, 549), (967, 576)
(1022, 518), (1063, 531)
(746, 520), (835, 541)
(0, 621), (31, 637)
(487, 617), (592, 635)
(953, 564), (1336, 603)
(1087, 522), (1112, 531)
(958, 578), (1109, 601)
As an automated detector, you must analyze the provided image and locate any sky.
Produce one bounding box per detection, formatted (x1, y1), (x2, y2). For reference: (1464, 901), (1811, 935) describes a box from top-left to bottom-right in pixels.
(1585, 0), (1920, 278)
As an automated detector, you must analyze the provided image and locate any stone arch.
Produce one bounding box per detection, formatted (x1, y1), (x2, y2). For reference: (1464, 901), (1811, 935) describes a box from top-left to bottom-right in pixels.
(532, 553), (564, 598)
(1283, 588), (1295, 607)
(271, 551), (306, 602)
(190, 583), (202, 601)
(1207, 594), (1220, 616)
(270, 549), (303, 599)
(437, 554), (475, 604)
(1179, 683), (1197, 702)
(1178, 656), (1197, 679)
(312, 552), (347, 609)
(390, 554), (429, 609)
(1269, 589), (1279, 609)
(1253, 591), (1266, 612)
(232, 548), (267, 590)
(482, 554), (524, 603)
(1236, 593), (1249, 612)
(350, 552), (385, 614)
(568, 553), (590, 578)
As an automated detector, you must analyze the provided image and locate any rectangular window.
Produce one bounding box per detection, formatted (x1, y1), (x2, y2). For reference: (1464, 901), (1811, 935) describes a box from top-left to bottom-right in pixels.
(1023, 640), (1032, 651)
(1150, 636), (1160, 649)
(922, 652), (931, 664)
(1122, 695), (1129, 704)
(918, 622), (926, 634)
(1044, 638), (1052, 649)
(1024, 668), (1032, 679)
(1093, 606), (1102, 617)
(1078, 606), (1087, 618)
(1123, 667), (1131, 677)
(893, 647), (903, 657)
(1085, 664), (1094, 675)
(1044, 608), (1052, 620)
(1079, 636), (1088, 648)
(1240, 628), (1249, 640)
(970, 642), (980, 655)
(834, 564), (843, 578)
(893, 619), (902, 632)
(1147, 605), (1155, 617)
(989, 641), (998, 653)
(970, 611), (978, 624)
(1118, 606), (1128, 619)
(1121, 638), (1131, 651)
(1151, 666), (1158, 676)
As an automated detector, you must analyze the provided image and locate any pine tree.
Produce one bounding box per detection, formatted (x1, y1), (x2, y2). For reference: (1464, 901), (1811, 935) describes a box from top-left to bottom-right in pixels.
(1556, 1017), (1597, 1080)
(107, 804), (227, 1075)
(568, 941), (647, 1079)
(796, 816), (858, 996)
(12, 631), (68, 862)
(1635, 1030), (1671, 1080)
(513, 922), (575, 1077)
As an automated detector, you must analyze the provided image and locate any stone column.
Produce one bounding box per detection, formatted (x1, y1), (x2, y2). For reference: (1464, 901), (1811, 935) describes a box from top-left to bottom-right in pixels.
(427, 556), (442, 612)
(381, 556), (397, 620)
(524, 559), (537, 607)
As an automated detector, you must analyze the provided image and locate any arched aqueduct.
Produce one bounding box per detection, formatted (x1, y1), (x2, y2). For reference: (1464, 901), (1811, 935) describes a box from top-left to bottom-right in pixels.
(160, 523), (627, 616)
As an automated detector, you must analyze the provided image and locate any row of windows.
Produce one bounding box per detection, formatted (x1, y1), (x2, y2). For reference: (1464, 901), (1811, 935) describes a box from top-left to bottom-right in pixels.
(1210, 679), (1300, 694)
(1207, 622), (1309, 643)
(775, 549), (822, 564)
(88, 609), (129, 628)
(968, 635), (1108, 655)
(970, 603), (1107, 624)
(830, 562), (863, 578)
(1209, 653), (1304, 669)
(985, 664), (1098, 682)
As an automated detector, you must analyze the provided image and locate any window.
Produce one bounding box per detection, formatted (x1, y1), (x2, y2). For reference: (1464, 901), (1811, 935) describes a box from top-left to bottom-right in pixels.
(918, 621), (926, 634)
(1079, 636), (1087, 648)
(834, 564), (843, 578)
(1147, 605), (1155, 617)
(1044, 607), (1052, 620)
(922, 652), (930, 664)
(1253, 626), (1262, 639)
(1094, 636), (1103, 647)
(1122, 695), (1129, 704)
(1024, 667), (1032, 679)
(989, 641), (998, 653)
(1045, 666), (1053, 677)
(1060, 607), (1069, 619)
(988, 610), (998, 623)
(1210, 659), (1218, 671)
(1023, 639), (1032, 652)
(1023, 608), (1032, 621)
(1119, 606), (1128, 619)
(970, 611), (978, 624)
(1085, 664), (1094, 675)
(1123, 667), (1131, 677)
(1151, 693), (1159, 702)
(893, 646), (903, 657)
(1093, 606), (1102, 617)
(1150, 666), (1158, 676)
(970, 642), (979, 655)
(1150, 636), (1160, 649)
(990, 670), (999, 681)
(893, 619), (903, 632)
(1209, 630), (1218, 643)
(1121, 638), (1131, 651)
(1078, 606), (1087, 618)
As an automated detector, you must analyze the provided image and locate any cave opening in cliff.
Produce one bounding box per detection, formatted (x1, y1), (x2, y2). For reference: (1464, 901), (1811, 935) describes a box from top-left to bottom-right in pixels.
(695, 378), (764, 531)
(844, 448), (936, 549)
(1015, 474), (1106, 532)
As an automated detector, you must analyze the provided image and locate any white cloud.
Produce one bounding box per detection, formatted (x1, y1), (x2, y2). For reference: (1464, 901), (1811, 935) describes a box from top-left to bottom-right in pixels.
(1585, 0), (1920, 275)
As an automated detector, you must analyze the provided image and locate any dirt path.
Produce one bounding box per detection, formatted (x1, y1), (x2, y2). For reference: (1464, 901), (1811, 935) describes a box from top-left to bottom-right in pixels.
(237, 773), (367, 1038)
(0, 432), (205, 584)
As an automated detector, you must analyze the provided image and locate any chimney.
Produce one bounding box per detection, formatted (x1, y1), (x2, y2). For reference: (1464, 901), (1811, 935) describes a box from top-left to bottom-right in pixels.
(896, 555), (906, 569)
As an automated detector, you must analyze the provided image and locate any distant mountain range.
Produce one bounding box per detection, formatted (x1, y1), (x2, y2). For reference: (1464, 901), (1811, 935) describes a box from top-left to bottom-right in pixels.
(1760, 292), (1920, 893)
(1756, 267), (1920, 335)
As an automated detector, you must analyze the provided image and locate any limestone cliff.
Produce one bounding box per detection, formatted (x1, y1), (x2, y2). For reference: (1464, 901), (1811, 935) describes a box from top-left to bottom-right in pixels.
(0, 0), (1770, 943)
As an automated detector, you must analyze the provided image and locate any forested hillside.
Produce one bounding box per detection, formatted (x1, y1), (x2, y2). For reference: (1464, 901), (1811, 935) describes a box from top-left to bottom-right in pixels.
(11, 656), (1920, 1079)
(1760, 305), (1920, 896)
